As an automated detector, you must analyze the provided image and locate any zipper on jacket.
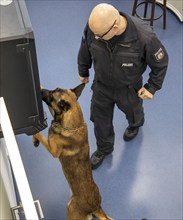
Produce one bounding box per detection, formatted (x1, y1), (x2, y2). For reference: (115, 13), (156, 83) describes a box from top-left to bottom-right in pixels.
(105, 42), (113, 81)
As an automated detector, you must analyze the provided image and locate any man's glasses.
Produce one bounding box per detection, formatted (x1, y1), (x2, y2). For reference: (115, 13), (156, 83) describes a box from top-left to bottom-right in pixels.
(95, 19), (117, 39)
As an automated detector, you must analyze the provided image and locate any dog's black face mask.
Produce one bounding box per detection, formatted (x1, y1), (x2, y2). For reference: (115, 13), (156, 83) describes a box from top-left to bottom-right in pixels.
(41, 88), (71, 118)
(41, 84), (85, 120)
(41, 89), (54, 106)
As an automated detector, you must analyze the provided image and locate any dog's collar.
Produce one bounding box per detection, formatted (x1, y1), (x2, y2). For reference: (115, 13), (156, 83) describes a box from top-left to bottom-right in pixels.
(51, 120), (86, 134)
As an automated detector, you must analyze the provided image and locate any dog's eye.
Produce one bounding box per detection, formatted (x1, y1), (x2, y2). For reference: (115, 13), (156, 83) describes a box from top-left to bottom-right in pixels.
(58, 100), (70, 111)
(58, 100), (64, 108)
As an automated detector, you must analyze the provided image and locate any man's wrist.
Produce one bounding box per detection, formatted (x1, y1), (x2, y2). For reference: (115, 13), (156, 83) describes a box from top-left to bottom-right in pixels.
(144, 83), (156, 95)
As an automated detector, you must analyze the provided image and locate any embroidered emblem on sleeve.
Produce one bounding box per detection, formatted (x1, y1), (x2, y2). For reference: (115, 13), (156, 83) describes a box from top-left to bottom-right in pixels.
(154, 48), (164, 61)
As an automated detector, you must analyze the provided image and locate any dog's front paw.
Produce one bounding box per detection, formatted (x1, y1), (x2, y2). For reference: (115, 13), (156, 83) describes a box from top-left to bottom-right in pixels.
(32, 135), (40, 147)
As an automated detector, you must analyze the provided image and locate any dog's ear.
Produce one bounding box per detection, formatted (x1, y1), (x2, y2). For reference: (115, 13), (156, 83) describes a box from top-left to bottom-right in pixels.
(71, 83), (85, 99)
(58, 100), (71, 112)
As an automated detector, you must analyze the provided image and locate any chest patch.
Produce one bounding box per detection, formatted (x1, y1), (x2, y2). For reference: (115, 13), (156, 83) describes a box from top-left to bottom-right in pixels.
(122, 63), (134, 67)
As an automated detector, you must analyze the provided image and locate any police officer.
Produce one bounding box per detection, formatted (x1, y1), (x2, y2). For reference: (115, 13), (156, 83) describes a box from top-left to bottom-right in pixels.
(77, 3), (168, 169)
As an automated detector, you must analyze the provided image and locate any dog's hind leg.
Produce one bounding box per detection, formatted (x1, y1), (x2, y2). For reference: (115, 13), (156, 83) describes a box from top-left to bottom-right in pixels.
(92, 207), (113, 220)
(67, 197), (91, 220)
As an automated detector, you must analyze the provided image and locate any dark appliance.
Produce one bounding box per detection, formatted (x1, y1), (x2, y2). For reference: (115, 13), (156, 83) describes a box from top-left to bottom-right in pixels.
(0, 0), (47, 137)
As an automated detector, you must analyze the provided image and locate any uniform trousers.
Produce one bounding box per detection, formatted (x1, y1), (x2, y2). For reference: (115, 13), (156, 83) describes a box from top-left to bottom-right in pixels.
(90, 81), (144, 154)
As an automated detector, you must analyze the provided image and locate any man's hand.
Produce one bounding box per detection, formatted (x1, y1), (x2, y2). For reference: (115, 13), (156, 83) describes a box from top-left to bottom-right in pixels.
(79, 76), (89, 84)
(138, 87), (153, 100)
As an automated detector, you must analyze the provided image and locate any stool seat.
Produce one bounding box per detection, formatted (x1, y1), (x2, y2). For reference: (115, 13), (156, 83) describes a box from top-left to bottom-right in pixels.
(132, 0), (167, 29)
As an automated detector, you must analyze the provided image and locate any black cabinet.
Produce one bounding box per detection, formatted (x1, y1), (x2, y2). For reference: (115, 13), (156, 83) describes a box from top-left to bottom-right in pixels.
(0, 0), (47, 137)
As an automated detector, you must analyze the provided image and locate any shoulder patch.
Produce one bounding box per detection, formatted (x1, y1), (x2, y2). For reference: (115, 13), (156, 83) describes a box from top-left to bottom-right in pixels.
(154, 48), (164, 61)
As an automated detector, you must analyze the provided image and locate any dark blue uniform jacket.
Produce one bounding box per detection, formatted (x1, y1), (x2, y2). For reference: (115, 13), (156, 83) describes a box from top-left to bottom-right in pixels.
(78, 12), (169, 95)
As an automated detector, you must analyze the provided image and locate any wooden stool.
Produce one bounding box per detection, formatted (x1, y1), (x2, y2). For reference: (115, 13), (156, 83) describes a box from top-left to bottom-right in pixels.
(132, 0), (167, 29)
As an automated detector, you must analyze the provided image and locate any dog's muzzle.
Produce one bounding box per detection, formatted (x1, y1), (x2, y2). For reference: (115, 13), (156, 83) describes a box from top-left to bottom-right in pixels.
(41, 89), (53, 106)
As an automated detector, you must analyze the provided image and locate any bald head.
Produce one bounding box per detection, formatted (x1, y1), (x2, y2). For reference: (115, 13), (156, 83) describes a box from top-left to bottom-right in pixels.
(89, 3), (120, 35)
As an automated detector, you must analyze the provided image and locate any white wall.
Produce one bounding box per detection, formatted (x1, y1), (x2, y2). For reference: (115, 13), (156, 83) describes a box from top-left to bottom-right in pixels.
(0, 139), (17, 220)
(0, 175), (13, 220)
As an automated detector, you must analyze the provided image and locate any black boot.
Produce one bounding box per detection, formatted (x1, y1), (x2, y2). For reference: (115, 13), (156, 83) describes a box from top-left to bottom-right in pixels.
(90, 150), (106, 170)
(123, 126), (139, 141)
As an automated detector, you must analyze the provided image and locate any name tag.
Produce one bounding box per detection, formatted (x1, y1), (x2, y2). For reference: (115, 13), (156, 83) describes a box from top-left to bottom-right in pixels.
(121, 63), (134, 67)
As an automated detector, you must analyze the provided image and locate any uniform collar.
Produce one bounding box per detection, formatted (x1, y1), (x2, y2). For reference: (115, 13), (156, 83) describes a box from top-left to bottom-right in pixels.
(115, 11), (139, 44)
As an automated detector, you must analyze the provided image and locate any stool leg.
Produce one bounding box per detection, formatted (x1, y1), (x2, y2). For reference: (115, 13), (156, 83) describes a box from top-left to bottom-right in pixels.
(163, 0), (167, 29)
(132, 0), (138, 16)
(144, 1), (148, 18)
(150, 0), (156, 27)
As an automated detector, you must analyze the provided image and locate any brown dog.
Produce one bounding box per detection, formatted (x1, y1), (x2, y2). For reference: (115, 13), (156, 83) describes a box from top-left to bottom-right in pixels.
(32, 84), (113, 220)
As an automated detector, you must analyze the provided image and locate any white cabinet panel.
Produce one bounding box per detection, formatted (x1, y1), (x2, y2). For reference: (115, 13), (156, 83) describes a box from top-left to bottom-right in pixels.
(0, 98), (41, 219)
